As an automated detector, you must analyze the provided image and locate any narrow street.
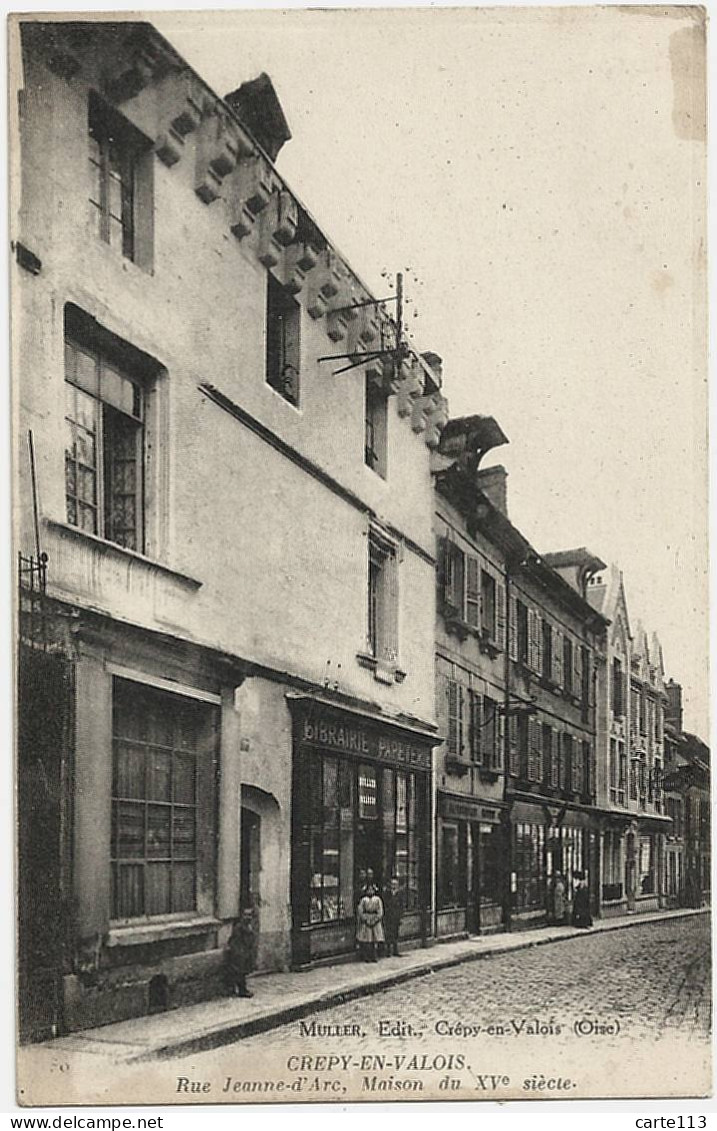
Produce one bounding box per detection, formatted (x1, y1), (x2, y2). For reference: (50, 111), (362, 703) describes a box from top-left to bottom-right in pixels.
(169, 916), (711, 1102)
(218, 914), (712, 1053)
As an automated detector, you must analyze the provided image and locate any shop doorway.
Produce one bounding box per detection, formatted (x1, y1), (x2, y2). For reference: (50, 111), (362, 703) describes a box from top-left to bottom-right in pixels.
(240, 807), (261, 911)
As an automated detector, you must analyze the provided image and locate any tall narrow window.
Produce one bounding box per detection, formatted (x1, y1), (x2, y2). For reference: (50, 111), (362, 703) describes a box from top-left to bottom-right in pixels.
(612, 658), (624, 717)
(64, 335), (146, 551)
(89, 93), (151, 266)
(364, 374), (387, 477)
(541, 618), (552, 677)
(481, 570), (496, 639)
(111, 680), (217, 921)
(367, 532), (398, 663)
(516, 601), (529, 664)
(266, 272), (300, 405)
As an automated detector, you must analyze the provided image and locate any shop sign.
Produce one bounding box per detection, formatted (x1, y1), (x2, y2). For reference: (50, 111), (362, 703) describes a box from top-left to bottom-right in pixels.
(301, 716), (431, 771)
(439, 795), (502, 822)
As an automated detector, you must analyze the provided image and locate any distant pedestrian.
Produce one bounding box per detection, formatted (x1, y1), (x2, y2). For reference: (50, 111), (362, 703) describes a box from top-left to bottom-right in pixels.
(549, 872), (567, 925)
(382, 876), (406, 957)
(571, 873), (593, 929)
(226, 907), (257, 997)
(356, 882), (385, 962)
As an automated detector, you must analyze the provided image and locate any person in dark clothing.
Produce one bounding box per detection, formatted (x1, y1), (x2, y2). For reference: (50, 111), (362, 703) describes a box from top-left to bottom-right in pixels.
(382, 876), (406, 957)
(226, 907), (257, 997)
(571, 873), (593, 929)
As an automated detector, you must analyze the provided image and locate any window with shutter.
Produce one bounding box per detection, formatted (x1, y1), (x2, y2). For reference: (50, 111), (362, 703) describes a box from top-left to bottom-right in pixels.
(470, 690), (482, 763)
(553, 630), (564, 687)
(266, 272), (301, 405)
(563, 636), (574, 694)
(465, 557), (480, 628)
(528, 610), (539, 671)
(508, 715), (519, 776)
(541, 724), (552, 785)
(550, 728), (560, 787)
(444, 541), (465, 616)
(480, 570), (496, 639)
(561, 734), (573, 791)
(509, 596), (519, 661)
(518, 714), (529, 778)
(528, 717), (541, 781)
(483, 695), (500, 770)
(573, 645), (582, 699)
(584, 741), (593, 796)
(368, 531), (399, 663)
(541, 619), (552, 678)
(495, 581), (506, 651)
(571, 739), (583, 792)
(446, 678), (459, 756)
(515, 600), (528, 663)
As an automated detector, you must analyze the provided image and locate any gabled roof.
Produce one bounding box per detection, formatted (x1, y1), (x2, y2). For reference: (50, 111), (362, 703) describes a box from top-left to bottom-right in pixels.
(587, 563), (631, 640)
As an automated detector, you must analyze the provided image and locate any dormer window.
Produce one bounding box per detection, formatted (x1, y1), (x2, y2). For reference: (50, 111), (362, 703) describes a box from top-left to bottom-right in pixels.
(88, 93), (153, 270)
(266, 273), (300, 406)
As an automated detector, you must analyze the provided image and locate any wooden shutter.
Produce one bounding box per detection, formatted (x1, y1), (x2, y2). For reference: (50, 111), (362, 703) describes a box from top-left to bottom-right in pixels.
(550, 727), (560, 787)
(497, 712), (505, 771)
(573, 642), (582, 697)
(465, 557), (480, 628)
(528, 611), (538, 671)
(458, 684), (468, 758)
(508, 716), (519, 776)
(495, 579), (506, 651)
(509, 595), (518, 661)
(383, 548), (399, 662)
(553, 629), (564, 686)
(447, 678), (459, 755)
(585, 741), (594, 796)
(528, 717), (541, 781)
(571, 737), (582, 791)
(470, 690), (482, 763)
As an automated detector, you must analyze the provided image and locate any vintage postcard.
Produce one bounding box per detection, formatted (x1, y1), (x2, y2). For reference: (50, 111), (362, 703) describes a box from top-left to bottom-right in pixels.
(11, 4), (709, 1107)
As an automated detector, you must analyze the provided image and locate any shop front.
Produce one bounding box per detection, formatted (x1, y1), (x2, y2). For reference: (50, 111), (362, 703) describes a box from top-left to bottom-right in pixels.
(436, 793), (507, 937)
(509, 799), (600, 929)
(289, 697), (436, 967)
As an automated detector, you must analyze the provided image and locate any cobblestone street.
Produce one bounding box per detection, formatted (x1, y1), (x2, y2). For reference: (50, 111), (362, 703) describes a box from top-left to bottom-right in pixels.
(234, 914), (711, 1053)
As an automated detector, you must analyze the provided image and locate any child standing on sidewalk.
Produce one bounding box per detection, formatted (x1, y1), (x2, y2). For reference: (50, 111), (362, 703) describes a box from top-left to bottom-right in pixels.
(226, 907), (257, 997)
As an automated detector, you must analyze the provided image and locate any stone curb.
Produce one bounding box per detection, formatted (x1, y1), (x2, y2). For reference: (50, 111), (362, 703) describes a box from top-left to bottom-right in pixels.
(130, 907), (708, 1064)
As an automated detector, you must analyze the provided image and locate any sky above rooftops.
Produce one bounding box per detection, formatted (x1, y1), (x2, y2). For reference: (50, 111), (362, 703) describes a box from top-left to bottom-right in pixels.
(151, 6), (708, 741)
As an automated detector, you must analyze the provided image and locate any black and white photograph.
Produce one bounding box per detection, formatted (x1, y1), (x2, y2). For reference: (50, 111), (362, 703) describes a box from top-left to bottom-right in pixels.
(9, 4), (709, 1108)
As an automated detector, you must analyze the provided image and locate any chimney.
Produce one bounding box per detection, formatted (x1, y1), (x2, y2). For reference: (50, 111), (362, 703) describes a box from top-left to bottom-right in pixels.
(665, 679), (683, 732)
(225, 73), (291, 162)
(476, 465), (508, 516)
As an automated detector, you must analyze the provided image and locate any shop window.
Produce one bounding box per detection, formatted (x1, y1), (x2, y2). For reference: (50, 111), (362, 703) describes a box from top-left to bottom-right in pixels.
(439, 822), (466, 909)
(367, 531), (398, 663)
(110, 679), (217, 921)
(639, 836), (655, 894)
(64, 332), (151, 552)
(364, 374), (387, 477)
(89, 93), (153, 270)
(513, 822), (546, 912)
(266, 272), (300, 405)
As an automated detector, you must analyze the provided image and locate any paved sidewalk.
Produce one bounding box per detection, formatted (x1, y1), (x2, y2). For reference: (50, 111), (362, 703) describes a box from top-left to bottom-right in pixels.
(35, 906), (707, 1064)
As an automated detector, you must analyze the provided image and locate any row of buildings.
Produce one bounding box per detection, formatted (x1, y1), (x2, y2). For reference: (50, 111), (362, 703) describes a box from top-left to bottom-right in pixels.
(13, 20), (709, 1041)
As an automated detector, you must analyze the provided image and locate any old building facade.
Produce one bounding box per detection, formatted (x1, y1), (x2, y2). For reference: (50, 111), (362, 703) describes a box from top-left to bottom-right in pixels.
(14, 20), (447, 1038)
(432, 424), (609, 936)
(583, 566), (672, 916)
